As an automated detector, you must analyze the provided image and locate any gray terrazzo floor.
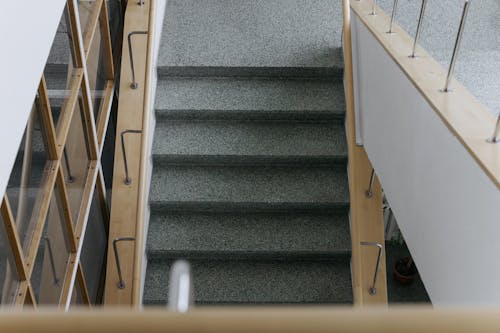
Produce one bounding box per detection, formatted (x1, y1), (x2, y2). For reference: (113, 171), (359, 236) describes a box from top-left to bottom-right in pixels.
(378, 0), (500, 117)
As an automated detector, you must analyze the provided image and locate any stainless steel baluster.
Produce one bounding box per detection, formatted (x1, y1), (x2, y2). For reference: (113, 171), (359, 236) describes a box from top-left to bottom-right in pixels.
(488, 113), (500, 144)
(168, 260), (193, 312)
(387, 0), (399, 33)
(128, 31), (148, 89)
(113, 237), (136, 289)
(360, 242), (384, 295)
(44, 237), (60, 286)
(410, 0), (428, 58)
(442, 1), (471, 92)
(121, 129), (143, 185)
(366, 169), (375, 198)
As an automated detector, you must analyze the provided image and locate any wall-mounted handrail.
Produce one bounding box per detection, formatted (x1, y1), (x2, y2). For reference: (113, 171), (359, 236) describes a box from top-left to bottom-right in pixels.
(488, 114), (500, 144)
(120, 129), (143, 185)
(63, 148), (75, 183)
(113, 237), (136, 289)
(442, 1), (470, 92)
(360, 242), (383, 295)
(365, 168), (375, 198)
(387, 0), (399, 34)
(168, 260), (193, 313)
(127, 31), (148, 89)
(44, 237), (60, 286)
(410, 0), (428, 58)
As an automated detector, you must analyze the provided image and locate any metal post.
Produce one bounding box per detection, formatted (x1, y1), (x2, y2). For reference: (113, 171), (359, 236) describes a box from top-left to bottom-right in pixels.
(371, 0), (377, 15)
(127, 31), (148, 89)
(113, 237), (136, 289)
(487, 113), (500, 144)
(410, 0), (428, 58)
(387, 0), (399, 33)
(63, 148), (75, 183)
(120, 129), (142, 185)
(366, 169), (375, 198)
(44, 237), (60, 286)
(360, 242), (384, 295)
(442, 1), (471, 92)
(168, 260), (193, 313)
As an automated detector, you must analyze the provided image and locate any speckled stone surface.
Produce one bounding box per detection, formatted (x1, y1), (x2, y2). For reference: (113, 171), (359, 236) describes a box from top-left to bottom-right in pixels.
(159, 0), (343, 74)
(145, 0), (352, 305)
(152, 121), (347, 164)
(143, 258), (353, 305)
(147, 211), (350, 255)
(155, 78), (346, 120)
(378, 0), (500, 116)
(149, 165), (349, 209)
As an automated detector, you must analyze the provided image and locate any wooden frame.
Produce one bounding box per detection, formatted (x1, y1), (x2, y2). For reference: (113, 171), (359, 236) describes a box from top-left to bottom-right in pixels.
(342, 0), (388, 305)
(0, 0), (117, 308)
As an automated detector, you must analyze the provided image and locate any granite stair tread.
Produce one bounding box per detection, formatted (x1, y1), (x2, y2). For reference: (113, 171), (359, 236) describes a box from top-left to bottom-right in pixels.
(147, 211), (351, 255)
(155, 78), (345, 121)
(149, 165), (349, 210)
(152, 120), (347, 165)
(143, 258), (353, 305)
(159, 0), (343, 76)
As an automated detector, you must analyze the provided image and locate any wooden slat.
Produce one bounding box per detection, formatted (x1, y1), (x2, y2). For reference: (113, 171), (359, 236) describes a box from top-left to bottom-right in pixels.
(100, 0), (115, 80)
(342, 0), (387, 305)
(97, 166), (110, 233)
(14, 281), (30, 308)
(96, 80), (115, 151)
(59, 252), (78, 310)
(1, 196), (28, 280)
(83, 0), (104, 59)
(350, 0), (500, 189)
(37, 75), (59, 160)
(25, 283), (38, 309)
(56, 167), (78, 253)
(77, 262), (92, 306)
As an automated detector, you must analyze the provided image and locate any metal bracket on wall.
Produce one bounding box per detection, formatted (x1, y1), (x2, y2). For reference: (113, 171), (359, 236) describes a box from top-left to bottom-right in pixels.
(113, 237), (136, 289)
(360, 241), (383, 295)
(127, 31), (148, 89)
(120, 129), (143, 185)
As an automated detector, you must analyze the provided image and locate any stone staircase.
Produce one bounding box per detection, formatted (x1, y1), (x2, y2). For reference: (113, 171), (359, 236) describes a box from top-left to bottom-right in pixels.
(143, 0), (352, 305)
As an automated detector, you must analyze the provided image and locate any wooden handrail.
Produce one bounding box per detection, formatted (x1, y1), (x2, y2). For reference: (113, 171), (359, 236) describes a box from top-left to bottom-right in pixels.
(132, 0), (156, 306)
(4, 308), (500, 333)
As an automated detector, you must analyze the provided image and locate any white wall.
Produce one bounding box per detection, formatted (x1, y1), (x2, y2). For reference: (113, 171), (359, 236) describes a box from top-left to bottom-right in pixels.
(0, 1), (66, 197)
(351, 10), (500, 305)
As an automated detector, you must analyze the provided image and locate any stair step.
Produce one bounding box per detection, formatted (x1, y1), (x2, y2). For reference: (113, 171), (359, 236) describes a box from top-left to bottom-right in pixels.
(149, 165), (349, 212)
(155, 78), (345, 121)
(143, 258), (353, 305)
(159, 0), (343, 78)
(147, 211), (350, 255)
(152, 121), (347, 165)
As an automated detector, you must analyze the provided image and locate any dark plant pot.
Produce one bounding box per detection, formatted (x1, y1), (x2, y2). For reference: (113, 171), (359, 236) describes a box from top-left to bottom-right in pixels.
(393, 257), (416, 285)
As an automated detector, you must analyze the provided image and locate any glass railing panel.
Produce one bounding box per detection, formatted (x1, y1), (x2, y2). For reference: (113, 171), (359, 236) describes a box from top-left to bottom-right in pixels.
(6, 106), (51, 255)
(80, 185), (107, 304)
(61, 95), (91, 227)
(32, 186), (71, 305)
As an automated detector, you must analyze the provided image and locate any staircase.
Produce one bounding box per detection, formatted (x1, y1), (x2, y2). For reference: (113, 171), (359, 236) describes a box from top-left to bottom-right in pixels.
(143, 0), (352, 305)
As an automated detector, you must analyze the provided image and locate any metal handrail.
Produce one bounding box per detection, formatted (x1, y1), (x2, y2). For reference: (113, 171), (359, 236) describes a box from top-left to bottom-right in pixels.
(63, 148), (75, 183)
(44, 237), (60, 286)
(410, 0), (428, 58)
(120, 129), (143, 185)
(488, 113), (500, 144)
(168, 260), (193, 313)
(127, 31), (148, 89)
(360, 242), (383, 295)
(442, 1), (471, 92)
(387, 0), (399, 34)
(365, 168), (375, 198)
(113, 237), (136, 289)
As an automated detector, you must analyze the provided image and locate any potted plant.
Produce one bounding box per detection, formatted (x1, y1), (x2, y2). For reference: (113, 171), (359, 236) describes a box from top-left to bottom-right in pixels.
(393, 256), (416, 285)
